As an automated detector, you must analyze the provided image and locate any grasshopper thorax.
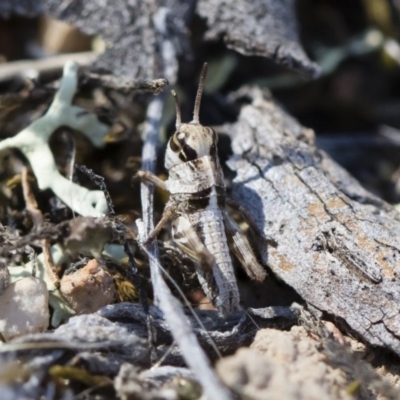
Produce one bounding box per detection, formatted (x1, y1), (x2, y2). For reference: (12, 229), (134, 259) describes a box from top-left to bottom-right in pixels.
(165, 63), (218, 170)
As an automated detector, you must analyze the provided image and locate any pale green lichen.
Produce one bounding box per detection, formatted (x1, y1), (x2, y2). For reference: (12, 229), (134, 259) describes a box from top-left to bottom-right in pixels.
(0, 61), (109, 217)
(2, 61), (117, 327)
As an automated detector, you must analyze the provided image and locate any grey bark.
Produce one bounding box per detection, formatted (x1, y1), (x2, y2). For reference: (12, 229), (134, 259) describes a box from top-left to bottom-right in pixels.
(198, 0), (320, 77)
(227, 88), (400, 356)
(0, 0), (318, 79)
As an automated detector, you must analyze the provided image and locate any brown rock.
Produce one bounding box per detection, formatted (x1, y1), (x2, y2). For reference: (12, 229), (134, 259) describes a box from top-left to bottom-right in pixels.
(60, 259), (115, 314)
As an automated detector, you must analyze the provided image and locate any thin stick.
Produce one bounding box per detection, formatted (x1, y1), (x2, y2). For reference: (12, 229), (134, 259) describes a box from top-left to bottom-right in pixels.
(171, 90), (182, 129)
(42, 239), (60, 289)
(192, 63), (208, 124)
(150, 340), (176, 369)
(21, 167), (43, 228)
(0, 51), (96, 82)
(147, 10), (229, 396)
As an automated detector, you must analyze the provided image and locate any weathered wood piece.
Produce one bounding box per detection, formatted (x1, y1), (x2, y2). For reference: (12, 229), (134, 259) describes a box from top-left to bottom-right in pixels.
(1, 0), (318, 79)
(227, 89), (400, 355)
(198, 0), (320, 77)
(45, 0), (191, 81)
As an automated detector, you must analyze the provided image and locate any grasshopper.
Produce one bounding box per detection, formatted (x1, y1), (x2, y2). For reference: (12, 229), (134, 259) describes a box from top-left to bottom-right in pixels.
(136, 63), (266, 315)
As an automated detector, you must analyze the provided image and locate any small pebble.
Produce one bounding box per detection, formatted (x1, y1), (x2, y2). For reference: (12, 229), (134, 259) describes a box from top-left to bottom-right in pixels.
(60, 259), (115, 314)
(0, 277), (49, 341)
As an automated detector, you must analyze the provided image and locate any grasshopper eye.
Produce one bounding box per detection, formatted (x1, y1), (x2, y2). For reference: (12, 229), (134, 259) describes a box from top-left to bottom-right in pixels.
(169, 132), (182, 153)
(176, 131), (187, 143)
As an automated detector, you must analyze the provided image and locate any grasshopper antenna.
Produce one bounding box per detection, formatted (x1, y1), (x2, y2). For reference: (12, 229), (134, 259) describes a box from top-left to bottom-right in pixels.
(192, 62), (208, 124)
(171, 90), (182, 129)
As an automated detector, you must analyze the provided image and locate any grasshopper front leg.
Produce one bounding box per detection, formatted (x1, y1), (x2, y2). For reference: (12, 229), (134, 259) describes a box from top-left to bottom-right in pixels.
(134, 170), (167, 191)
(134, 170), (173, 245)
(144, 204), (176, 246)
(223, 211), (267, 282)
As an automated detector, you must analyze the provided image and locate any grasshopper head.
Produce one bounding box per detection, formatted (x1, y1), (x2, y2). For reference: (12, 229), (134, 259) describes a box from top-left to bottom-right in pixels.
(165, 123), (218, 170)
(165, 63), (218, 170)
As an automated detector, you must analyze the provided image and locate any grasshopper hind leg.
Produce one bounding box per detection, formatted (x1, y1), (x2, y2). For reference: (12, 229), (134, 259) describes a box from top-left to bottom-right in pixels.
(171, 216), (215, 270)
(224, 212), (267, 282)
(171, 216), (216, 303)
(171, 215), (240, 315)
